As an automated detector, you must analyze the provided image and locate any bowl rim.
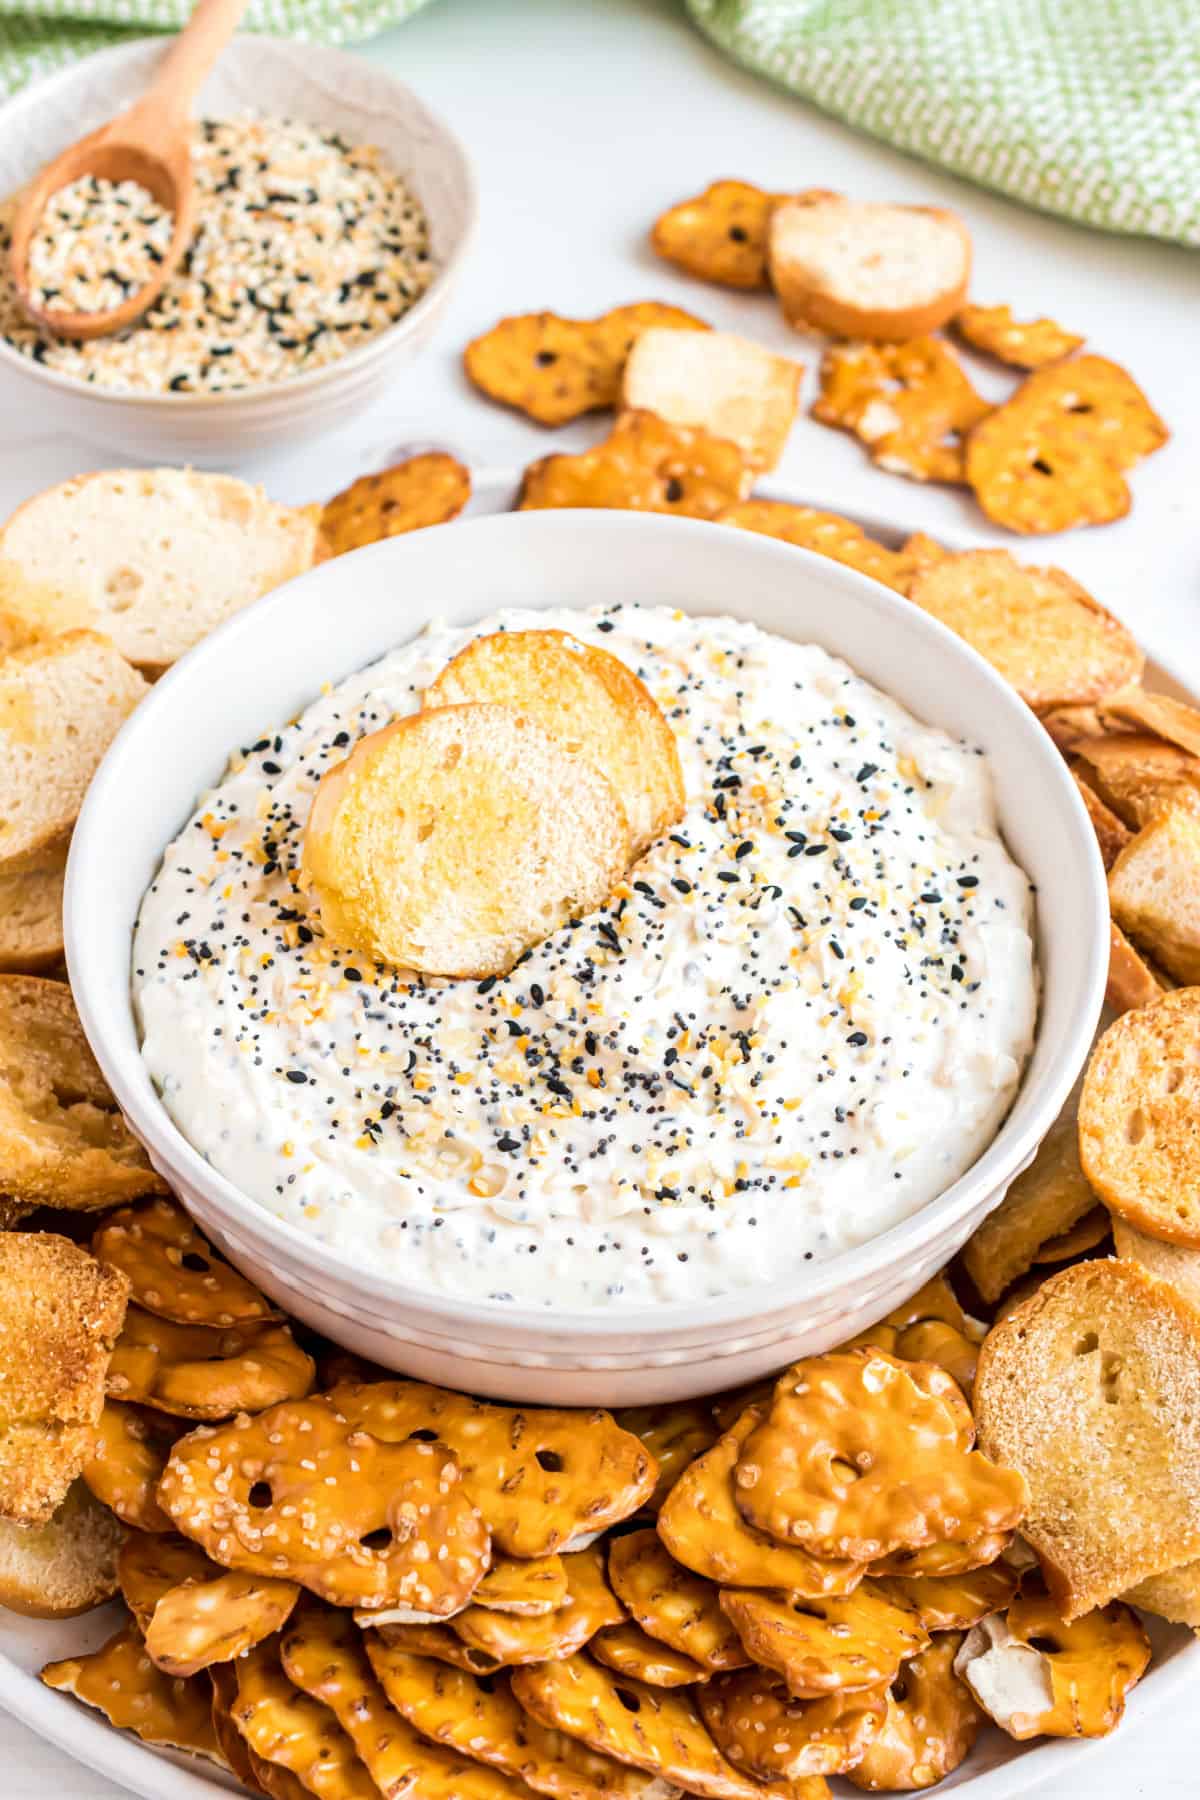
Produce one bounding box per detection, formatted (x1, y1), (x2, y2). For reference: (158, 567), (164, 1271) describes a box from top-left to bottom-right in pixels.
(0, 33), (477, 411)
(66, 509), (1109, 1339)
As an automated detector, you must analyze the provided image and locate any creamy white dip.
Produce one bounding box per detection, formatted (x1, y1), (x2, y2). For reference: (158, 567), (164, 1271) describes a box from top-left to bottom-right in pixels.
(134, 604), (1037, 1309)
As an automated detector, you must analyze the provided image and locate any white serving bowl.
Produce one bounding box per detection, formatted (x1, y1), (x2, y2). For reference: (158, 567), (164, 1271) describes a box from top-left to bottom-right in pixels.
(0, 37), (475, 465)
(66, 511), (1107, 1404)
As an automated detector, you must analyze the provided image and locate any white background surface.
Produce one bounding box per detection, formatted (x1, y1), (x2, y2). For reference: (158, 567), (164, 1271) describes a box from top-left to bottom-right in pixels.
(1, 0), (1197, 1792)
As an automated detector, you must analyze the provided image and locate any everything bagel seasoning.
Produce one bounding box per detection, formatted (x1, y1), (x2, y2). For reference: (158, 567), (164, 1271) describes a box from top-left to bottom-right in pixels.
(133, 603), (1037, 1309)
(0, 116), (433, 392)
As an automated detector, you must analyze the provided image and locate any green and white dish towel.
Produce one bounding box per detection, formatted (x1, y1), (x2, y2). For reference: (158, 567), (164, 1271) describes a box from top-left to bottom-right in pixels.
(0, 0), (1195, 249)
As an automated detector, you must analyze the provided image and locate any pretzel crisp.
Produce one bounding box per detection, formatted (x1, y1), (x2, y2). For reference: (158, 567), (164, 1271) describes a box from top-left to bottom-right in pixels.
(146, 1568), (300, 1676)
(719, 1585), (928, 1698)
(106, 1305), (315, 1418)
(592, 1621), (709, 1688)
(955, 304), (1084, 370)
(615, 1403), (717, 1512)
(699, 1667), (888, 1781)
(607, 1529), (747, 1672)
(965, 355), (1168, 534)
(118, 1528), (218, 1630)
(161, 1398), (491, 1612)
(872, 1562), (1018, 1633)
(657, 1409), (864, 1597)
(93, 1196), (280, 1327)
(849, 1634), (980, 1791)
(282, 1607), (545, 1800)
(320, 453), (472, 556)
(650, 181), (780, 289)
(517, 411), (752, 520)
(42, 1618), (225, 1764)
(716, 501), (918, 596)
(80, 1399), (179, 1532)
(365, 1639), (672, 1800)
(733, 1351), (1027, 1561)
(210, 1660), (263, 1792)
(954, 1591), (1150, 1739)
(232, 1638), (379, 1800)
(814, 339), (991, 484)
(465, 305), (708, 426)
(331, 1379), (656, 1558)
(870, 1533), (1013, 1580)
(841, 1275), (985, 1395)
(512, 1655), (769, 1800)
(370, 1620), (503, 1675)
(454, 1544), (624, 1665)
(474, 1553), (569, 1616)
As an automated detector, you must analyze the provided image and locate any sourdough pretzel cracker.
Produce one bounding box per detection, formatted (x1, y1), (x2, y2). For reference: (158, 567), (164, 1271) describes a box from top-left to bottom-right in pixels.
(283, 1607), (552, 1800)
(699, 1667), (887, 1780)
(145, 1568), (301, 1676)
(365, 1639), (672, 1799)
(42, 1618), (225, 1764)
(955, 1592), (1150, 1739)
(870, 1532), (1013, 1580)
(734, 1351), (1026, 1561)
(93, 1196), (280, 1327)
(80, 1400), (180, 1532)
(615, 1403), (717, 1512)
(717, 501), (915, 594)
(849, 1634), (980, 1791)
(657, 1409), (864, 1596)
(454, 1544), (623, 1665)
(118, 1528), (218, 1631)
(160, 1397), (490, 1612)
(518, 410), (752, 519)
(232, 1638), (378, 1799)
(607, 1529), (747, 1672)
(872, 1562), (1018, 1633)
(512, 1655), (767, 1800)
(106, 1306), (315, 1418)
(955, 304), (1084, 370)
(465, 305), (707, 426)
(965, 355), (1168, 533)
(321, 453), (471, 556)
(719, 1584), (928, 1698)
(474, 1552), (568, 1616)
(592, 1621), (709, 1688)
(369, 1619), (502, 1674)
(814, 338), (991, 484)
(651, 181), (780, 289)
(331, 1379), (656, 1557)
(210, 1660), (263, 1793)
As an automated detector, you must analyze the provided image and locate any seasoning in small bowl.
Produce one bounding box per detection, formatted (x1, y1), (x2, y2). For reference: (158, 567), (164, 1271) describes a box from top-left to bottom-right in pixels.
(1, 115), (435, 394)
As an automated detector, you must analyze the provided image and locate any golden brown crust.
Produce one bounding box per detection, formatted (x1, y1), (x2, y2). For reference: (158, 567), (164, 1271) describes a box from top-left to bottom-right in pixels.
(1108, 810), (1200, 986)
(1073, 774), (1131, 870)
(769, 196), (971, 341)
(1106, 921), (1169, 1015)
(962, 1104), (1099, 1304)
(0, 1232), (129, 1523)
(1072, 733), (1200, 829)
(0, 1480), (124, 1617)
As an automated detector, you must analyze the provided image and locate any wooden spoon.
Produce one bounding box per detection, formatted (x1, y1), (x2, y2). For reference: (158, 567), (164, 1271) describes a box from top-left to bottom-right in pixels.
(8, 0), (250, 342)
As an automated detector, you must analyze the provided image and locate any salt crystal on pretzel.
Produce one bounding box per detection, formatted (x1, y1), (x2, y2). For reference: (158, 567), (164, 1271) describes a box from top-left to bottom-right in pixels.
(848, 1634), (980, 1790)
(608, 1530), (747, 1672)
(232, 1637), (379, 1799)
(592, 1621), (709, 1689)
(615, 1405), (717, 1514)
(733, 1350), (1027, 1562)
(93, 1195), (280, 1327)
(473, 1552), (569, 1617)
(954, 1591), (1150, 1739)
(146, 1568), (300, 1676)
(657, 1410), (863, 1597)
(80, 1399), (180, 1532)
(118, 1528), (218, 1631)
(160, 1396), (491, 1612)
(513, 1656), (794, 1800)
(106, 1304), (315, 1418)
(280, 1604), (545, 1800)
(699, 1667), (887, 1781)
(453, 1543), (624, 1666)
(330, 1379), (656, 1558)
(363, 1636), (677, 1799)
(719, 1585), (928, 1699)
(41, 1617), (225, 1765)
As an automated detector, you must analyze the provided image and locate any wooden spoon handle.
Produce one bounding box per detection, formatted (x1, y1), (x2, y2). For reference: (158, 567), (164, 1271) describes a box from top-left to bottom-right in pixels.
(131, 0), (252, 130)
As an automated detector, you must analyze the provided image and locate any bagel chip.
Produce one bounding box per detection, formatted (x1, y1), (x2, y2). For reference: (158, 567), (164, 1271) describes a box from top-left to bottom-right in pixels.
(301, 702), (631, 979)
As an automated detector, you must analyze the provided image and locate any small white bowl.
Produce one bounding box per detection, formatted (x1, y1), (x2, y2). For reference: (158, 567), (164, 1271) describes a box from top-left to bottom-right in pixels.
(66, 511), (1107, 1404)
(0, 37), (475, 465)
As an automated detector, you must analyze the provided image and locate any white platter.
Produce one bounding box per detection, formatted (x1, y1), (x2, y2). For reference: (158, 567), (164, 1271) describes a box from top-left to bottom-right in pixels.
(1, 468), (1195, 1800)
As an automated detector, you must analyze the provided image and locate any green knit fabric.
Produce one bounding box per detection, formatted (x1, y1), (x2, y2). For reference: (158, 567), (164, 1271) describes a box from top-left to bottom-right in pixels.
(684, 0), (1200, 247)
